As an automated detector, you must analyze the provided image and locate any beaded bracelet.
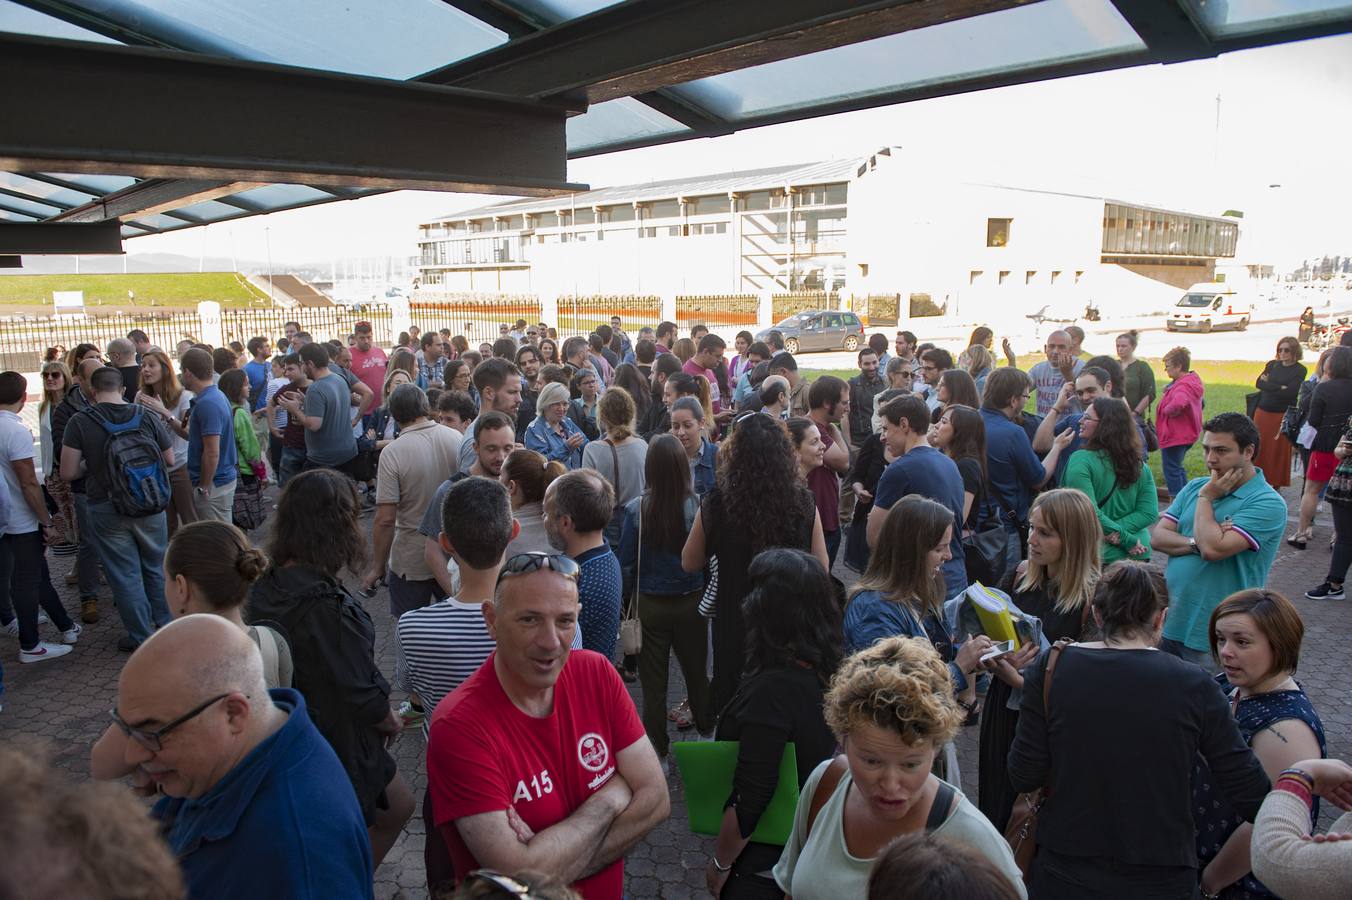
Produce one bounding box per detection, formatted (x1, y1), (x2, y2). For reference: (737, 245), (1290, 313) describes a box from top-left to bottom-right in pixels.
(1278, 768), (1315, 791)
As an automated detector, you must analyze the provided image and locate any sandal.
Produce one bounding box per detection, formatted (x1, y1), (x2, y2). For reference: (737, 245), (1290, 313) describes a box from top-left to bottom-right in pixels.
(668, 698), (691, 725)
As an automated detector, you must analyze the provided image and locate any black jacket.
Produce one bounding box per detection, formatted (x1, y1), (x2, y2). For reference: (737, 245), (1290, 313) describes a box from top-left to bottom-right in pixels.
(847, 372), (887, 446)
(50, 386), (92, 493)
(248, 565), (395, 821)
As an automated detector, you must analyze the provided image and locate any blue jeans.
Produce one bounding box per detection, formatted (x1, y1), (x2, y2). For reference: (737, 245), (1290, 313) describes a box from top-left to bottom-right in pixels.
(85, 500), (171, 646)
(279, 447), (306, 486)
(71, 492), (103, 600)
(1161, 444), (1191, 496)
(0, 530), (75, 651)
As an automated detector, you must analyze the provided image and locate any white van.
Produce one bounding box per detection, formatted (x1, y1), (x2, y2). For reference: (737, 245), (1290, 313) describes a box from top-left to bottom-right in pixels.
(1165, 282), (1251, 333)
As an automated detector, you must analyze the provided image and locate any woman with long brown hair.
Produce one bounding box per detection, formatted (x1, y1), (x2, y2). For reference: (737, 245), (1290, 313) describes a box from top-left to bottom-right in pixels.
(1252, 336), (1306, 489)
(248, 469), (414, 866)
(135, 349), (197, 535)
(1063, 396), (1158, 563)
(682, 413), (827, 711)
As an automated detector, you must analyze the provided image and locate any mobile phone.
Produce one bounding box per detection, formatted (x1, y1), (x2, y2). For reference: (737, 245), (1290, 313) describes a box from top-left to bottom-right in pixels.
(980, 640), (1017, 663)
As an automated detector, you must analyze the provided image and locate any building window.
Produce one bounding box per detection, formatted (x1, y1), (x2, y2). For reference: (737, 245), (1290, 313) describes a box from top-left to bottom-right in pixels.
(970, 270), (983, 285)
(998, 270), (1010, 285)
(1025, 271), (1036, 285)
(1075, 270), (1084, 283)
(1051, 270), (1061, 284)
(987, 218), (1011, 247)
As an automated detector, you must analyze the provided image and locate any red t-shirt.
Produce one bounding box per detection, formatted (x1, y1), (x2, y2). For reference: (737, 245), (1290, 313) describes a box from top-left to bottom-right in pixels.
(807, 421), (840, 532)
(348, 346), (388, 413)
(681, 358), (722, 413)
(427, 650), (645, 900)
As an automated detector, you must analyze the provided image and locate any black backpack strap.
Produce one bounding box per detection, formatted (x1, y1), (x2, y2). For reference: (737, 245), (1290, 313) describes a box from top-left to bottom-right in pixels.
(924, 781), (957, 833)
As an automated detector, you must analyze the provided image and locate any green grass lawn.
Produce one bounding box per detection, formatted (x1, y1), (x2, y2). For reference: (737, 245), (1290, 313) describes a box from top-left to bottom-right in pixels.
(802, 356), (1260, 483)
(0, 272), (270, 309)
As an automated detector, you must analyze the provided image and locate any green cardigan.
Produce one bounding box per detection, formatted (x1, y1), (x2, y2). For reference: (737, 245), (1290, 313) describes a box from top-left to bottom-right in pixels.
(231, 404), (262, 470)
(1062, 448), (1159, 562)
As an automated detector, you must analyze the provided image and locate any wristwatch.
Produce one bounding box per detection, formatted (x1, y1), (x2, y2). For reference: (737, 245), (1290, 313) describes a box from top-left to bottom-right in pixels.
(1188, 537), (1200, 555)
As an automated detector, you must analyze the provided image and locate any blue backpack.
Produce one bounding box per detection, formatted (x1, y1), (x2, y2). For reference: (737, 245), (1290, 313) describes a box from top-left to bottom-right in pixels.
(89, 406), (170, 518)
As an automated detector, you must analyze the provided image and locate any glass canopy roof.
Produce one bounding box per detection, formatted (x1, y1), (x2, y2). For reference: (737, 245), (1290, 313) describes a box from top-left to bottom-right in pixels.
(1, 0), (1348, 239)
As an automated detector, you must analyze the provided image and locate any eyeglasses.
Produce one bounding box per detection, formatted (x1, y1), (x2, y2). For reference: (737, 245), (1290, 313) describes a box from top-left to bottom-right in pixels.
(109, 693), (232, 752)
(462, 871), (541, 898)
(497, 552), (580, 586)
(42, 372), (64, 379)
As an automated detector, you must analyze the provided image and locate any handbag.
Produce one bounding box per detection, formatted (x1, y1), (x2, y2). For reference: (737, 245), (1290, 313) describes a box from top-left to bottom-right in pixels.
(618, 495), (642, 656)
(1142, 416), (1159, 453)
(1281, 404), (1304, 445)
(231, 473), (268, 531)
(1245, 391), (1261, 420)
(1004, 638), (1072, 880)
(962, 495), (1015, 589)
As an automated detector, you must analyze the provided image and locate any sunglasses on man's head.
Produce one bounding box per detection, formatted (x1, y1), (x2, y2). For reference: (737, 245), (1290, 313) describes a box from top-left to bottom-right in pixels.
(462, 870), (545, 898)
(497, 551), (579, 585)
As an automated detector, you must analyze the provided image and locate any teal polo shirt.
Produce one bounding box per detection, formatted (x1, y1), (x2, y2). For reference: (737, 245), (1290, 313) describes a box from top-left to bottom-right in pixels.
(1161, 470), (1286, 652)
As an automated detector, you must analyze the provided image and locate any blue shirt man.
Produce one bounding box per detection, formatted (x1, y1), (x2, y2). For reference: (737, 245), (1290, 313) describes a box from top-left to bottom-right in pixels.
(243, 358), (270, 412)
(153, 688), (375, 900)
(981, 407), (1046, 527)
(187, 382), (237, 488)
(1151, 414), (1286, 662)
(869, 395), (967, 599)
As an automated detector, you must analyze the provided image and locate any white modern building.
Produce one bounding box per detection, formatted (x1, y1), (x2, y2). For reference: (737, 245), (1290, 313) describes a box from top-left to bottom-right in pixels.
(415, 148), (1238, 326)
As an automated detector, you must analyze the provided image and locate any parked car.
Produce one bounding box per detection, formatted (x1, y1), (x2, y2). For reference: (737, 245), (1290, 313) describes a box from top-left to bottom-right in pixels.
(757, 309), (864, 354)
(1165, 282), (1251, 333)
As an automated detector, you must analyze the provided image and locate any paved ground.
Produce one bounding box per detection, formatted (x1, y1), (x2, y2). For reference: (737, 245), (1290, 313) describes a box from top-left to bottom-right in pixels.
(1, 480), (1349, 899)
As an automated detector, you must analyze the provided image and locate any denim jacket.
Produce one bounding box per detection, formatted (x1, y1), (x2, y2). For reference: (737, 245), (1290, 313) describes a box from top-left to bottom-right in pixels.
(524, 414), (587, 469)
(691, 439), (718, 497)
(617, 494), (704, 597)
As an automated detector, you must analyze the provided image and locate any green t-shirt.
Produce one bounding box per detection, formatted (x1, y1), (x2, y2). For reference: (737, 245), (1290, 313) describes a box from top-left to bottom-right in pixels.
(773, 759), (1027, 899)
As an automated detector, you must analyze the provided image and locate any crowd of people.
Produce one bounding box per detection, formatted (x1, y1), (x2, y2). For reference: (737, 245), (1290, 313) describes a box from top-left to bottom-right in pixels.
(2, 315), (1351, 900)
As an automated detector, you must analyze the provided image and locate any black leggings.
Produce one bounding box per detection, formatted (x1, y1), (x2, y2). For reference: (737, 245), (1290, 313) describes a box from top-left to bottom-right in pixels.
(1328, 502), (1352, 584)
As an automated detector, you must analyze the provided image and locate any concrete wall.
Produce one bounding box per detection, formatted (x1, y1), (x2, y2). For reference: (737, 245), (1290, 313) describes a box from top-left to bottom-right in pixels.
(1117, 260), (1214, 290)
(527, 232), (736, 298)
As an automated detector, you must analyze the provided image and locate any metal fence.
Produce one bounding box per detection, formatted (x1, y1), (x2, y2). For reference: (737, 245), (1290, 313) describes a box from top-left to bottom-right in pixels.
(558, 295), (661, 337)
(771, 291), (838, 322)
(849, 293), (901, 326)
(220, 305), (393, 349)
(0, 311), (205, 373)
(675, 294), (758, 328)
(409, 293), (543, 347)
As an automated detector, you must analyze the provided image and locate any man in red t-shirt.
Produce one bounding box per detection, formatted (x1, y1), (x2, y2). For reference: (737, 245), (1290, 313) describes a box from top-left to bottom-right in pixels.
(426, 553), (668, 900)
(682, 333), (734, 428)
(347, 321), (388, 414)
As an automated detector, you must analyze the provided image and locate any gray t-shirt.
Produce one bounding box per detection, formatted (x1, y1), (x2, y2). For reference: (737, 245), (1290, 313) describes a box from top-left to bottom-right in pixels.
(580, 437), (648, 510)
(302, 372), (357, 466)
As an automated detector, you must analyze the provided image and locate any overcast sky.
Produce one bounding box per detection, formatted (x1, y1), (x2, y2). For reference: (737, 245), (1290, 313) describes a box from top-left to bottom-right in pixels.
(127, 31), (1351, 272)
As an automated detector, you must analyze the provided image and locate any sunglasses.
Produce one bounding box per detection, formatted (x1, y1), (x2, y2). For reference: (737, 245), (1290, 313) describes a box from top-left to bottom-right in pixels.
(109, 693), (233, 752)
(42, 371), (64, 379)
(497, 551), (579, 586)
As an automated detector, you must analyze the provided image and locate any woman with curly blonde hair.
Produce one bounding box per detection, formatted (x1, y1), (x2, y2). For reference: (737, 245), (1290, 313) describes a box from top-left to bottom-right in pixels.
(773, 636), (1026, 900)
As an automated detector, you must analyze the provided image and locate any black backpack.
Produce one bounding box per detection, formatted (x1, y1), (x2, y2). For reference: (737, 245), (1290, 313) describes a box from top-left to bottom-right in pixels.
(89, 405), (170, 518)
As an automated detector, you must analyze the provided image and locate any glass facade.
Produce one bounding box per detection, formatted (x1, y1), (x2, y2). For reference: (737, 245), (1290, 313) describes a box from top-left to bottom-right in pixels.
(1101, 203), (1237, 258)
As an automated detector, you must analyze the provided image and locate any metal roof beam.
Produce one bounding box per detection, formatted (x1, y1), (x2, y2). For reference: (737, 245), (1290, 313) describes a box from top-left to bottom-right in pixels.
(1109, 0), (1214, 63)
(422, 0), (1023, 102)
(436, 1), (546, 37)
(0, 221), (123, 254)
(0, 34), (584, 196)
(47, 178), (256, 223)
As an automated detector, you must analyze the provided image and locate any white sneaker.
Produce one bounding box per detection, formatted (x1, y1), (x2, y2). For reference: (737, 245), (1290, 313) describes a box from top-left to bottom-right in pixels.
(19, 642), (73, 663)
(61, 623), (82, 644)
(37, 611), (49, 625)
(0, 620), (16, 638)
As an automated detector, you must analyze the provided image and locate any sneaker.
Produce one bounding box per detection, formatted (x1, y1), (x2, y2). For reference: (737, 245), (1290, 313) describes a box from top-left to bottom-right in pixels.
(397, 700), (425, 725)
(1, 619), (16, 638)
(36, 611), (48, 625)
(61, 623), (82, 644)
(1305, 582), (1346, 600)
(80, 599), (99, 624)
(19, 642), (73, 663)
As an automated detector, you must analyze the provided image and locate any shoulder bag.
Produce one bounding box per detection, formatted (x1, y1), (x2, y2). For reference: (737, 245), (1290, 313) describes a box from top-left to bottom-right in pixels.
(1142, 403), (1160, 453)
(618, 492), (642, 656)
(1003, 638), (1072, 880)
(1325, 427), (1352, 507)
(962, 494), (1016, 589)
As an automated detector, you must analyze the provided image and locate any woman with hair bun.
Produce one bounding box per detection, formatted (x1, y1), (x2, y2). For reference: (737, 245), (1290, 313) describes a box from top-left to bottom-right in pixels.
(773, 636), (1025, 899)
(1008, 562), (1270, 898)
(500, 448), (567, 557)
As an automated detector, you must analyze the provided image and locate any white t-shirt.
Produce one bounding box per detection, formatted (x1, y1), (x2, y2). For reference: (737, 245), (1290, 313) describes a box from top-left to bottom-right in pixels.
(0, 409), (39, 534)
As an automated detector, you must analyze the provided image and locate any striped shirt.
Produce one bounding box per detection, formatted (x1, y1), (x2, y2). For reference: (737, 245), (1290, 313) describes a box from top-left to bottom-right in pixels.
(395, 595), (585, 737)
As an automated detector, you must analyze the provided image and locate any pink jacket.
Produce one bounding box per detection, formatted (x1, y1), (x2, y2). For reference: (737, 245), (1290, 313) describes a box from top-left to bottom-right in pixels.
(1157, 371), (1205, 448)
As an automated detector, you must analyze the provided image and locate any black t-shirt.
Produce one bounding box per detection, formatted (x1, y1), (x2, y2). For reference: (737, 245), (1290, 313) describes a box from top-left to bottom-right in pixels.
(62, 402), (171, 502)
(117, 366), (141, 403)
(955, 455), (985, 530)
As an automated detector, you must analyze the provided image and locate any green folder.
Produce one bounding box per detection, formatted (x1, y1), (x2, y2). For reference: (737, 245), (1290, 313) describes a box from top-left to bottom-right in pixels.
(671, 740), (799, 846)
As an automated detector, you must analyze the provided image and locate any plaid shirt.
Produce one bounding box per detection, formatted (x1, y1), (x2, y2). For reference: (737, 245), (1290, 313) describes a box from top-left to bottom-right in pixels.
(419, 356), (449, 385)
